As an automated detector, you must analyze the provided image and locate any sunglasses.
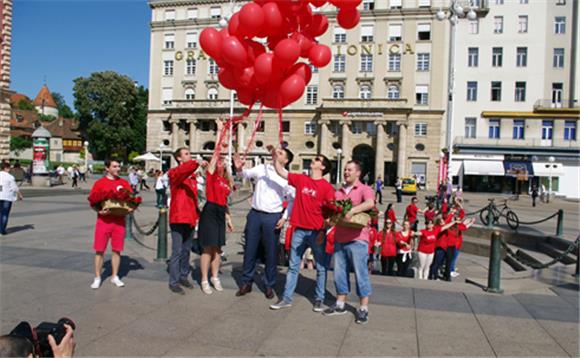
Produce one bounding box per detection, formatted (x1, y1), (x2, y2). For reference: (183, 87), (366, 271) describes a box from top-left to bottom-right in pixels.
(386, 221), (393, 225)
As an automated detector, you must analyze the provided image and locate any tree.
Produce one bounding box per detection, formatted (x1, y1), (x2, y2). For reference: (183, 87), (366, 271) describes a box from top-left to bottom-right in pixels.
(16, 99), (35, 111)
(52, 91), (75, 119)
(73, 71), (147, 161)
(10, 136), (32, 154)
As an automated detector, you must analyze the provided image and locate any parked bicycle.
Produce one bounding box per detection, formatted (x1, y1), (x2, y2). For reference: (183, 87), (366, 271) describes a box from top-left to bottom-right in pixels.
(480, 198), (520, 230)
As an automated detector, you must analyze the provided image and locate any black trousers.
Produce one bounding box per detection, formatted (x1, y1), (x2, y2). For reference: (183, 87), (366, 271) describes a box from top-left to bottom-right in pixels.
(396, 189), (402, 203)
(444, 246), (457, 281)
(396, 253), (411, 277)
(381, 256), (396, 276)
(376, 190), (383, 204)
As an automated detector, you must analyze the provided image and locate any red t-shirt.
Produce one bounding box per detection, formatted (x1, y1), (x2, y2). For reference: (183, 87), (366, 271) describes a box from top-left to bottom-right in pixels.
(441, 202), (449, 215)
(387, 209), (397, 223)
(288, 173), (335, 230)
(396, 231), (413, 251)
(436, 229), (448, 250)
(447, 223), (467, 248)
(88, 176), (132, 224)
(424, 209), (436, 222)
(205, 171), (231, 206)
(368, 227), (379, 254)
(406, 203), (418, 224)
(381, 230), (397, 257)
(418, 226), (441, 254)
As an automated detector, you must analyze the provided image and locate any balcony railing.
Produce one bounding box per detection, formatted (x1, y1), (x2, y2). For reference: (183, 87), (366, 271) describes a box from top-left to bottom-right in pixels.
(321, 98), (408, 109)
(168, 99), (246, 110)
(534, 99), (579, 110)
(455, 136), (579, 148)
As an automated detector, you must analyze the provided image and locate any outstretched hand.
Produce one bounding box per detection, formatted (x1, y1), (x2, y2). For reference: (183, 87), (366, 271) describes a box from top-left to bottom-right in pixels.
(233, 153), (244, 172)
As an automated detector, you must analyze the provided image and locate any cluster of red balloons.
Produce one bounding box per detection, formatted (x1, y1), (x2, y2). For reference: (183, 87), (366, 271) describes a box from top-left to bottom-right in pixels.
(200, 0), (361, 110)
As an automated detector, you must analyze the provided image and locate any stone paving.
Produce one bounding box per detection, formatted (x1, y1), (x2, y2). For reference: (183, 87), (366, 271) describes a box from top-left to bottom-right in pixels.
(0, 187), (578, 357)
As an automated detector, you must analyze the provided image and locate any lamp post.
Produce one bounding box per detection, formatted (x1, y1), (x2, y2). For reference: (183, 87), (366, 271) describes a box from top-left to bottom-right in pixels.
(547, 156), (555, 203)
(83, 141), (89, 175)
(159, 143), (165, 171)
(336, 148), (343, 186)
(437, 2), (477, 183)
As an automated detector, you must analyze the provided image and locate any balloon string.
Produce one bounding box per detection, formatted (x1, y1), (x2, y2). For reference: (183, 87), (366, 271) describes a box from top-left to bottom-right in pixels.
(212, 118), (231, 160)
(278, 108), (283, 146)
(241, 103), (264, 163)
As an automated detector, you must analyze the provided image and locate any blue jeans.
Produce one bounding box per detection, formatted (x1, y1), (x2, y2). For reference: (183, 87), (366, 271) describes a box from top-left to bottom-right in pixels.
(333, 240), (372, 298)
(0, 200), (12, 235)
(282, 228), (329, 303)
(450, 249), (460, 272)
(429, 248), (446, 280)
(169, 224), (193, 287)
(242, 209), (281, 288)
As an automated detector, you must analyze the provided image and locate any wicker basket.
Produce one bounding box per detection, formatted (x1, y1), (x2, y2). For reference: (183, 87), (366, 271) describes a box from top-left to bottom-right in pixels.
(336, 212), (370, 229)
(102, 200), (131, 217)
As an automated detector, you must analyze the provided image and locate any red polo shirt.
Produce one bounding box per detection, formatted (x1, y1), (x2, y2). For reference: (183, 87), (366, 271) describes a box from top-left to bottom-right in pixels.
(334, 180), (375, 244)
(288, 173), (335, 230)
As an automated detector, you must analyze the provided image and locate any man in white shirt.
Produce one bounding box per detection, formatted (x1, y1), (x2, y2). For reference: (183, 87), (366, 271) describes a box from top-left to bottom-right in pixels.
(233, 148), (295, 299)
(0, 162), (23, 235)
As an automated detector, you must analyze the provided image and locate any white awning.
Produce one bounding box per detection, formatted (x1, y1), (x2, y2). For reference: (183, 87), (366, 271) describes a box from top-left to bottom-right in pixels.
(449, 160), (463, 176)
(464, 160), (504, 176)
(532, 162), (565, 176)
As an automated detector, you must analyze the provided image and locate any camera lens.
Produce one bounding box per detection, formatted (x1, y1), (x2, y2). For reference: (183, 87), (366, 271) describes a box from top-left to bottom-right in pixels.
(57, 318), (76, 330)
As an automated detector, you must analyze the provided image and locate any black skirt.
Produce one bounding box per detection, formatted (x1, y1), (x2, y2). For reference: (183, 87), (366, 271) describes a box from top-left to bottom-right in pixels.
(198, 201), (227, 249)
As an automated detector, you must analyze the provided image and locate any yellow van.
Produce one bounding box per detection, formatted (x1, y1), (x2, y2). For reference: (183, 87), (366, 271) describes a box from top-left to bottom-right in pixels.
(401, 177), (417, 195)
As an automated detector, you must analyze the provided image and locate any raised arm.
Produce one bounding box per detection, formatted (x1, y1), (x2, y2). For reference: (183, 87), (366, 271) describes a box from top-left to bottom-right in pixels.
(207, 119), (227, 175)
(268, 145), (288, 180)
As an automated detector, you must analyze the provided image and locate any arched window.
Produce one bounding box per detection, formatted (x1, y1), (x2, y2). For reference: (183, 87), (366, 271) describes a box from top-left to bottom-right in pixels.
(203, 141), (215, 150)
(359, 85), (372, 100)
(387, 85), (400, 99)
(207, 88), (218, 100)
(332, 85), (345, 99)
(185, 88), (195, 100)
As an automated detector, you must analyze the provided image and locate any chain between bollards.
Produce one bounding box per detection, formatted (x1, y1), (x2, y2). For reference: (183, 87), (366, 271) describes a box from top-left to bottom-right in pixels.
(155, 208), (168, 261)
(486, 231), (504, 294)
(486, 204), (494, 229)
(125, 213), (133, 241)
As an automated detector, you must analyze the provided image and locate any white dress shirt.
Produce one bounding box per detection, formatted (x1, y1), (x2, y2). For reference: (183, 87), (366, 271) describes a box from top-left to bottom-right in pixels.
(0, 171), (19, 202)
(242, 164), (295, 219)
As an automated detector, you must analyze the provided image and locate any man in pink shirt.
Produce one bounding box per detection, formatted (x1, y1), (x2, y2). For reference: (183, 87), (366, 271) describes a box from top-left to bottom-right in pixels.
(322, 161), (375, 324)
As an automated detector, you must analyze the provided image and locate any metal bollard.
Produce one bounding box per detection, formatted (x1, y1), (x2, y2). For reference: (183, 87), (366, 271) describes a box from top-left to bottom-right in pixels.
(575, 242), (579, 279)
(556, 209), (564, 238)
(486, 231), (504, 294)
(486, 204), (494, 229)
(125, 214), (133, 241)
(155, 208), (168, 261)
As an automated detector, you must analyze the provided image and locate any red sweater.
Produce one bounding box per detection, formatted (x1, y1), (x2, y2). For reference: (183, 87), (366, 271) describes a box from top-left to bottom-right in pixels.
(168, 161), (199, 226)
(88, 176), (132, 224)
(380, 230), (397, 257)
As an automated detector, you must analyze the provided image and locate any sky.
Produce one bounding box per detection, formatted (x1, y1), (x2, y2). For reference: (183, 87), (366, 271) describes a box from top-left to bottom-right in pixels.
(11, 0), (151, 108)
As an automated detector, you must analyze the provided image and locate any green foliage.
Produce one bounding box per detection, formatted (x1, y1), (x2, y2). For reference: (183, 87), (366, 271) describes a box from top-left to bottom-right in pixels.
(51, 92), (75, 118)
(10, 136), (32, 153)
(73, 71), (148, 161)
(39, 114), (56, 122)
(16, 99), (35, 111)
(128, 151), (140, 162)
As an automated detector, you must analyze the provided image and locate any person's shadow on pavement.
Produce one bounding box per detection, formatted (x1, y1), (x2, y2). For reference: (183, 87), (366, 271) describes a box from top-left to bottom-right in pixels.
(101, 256), (145, 280)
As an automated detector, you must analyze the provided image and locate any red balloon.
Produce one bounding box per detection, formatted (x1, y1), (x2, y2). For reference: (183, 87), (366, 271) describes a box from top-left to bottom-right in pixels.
(261, 86), (282, 109)
(262, 2), (284, 35)
(310, 0), (327, 7)
(291, 33), (315, 58)
(274, 39), (300, 67)
(308, 44), (331, 67)
(279, 74), (306, 105)
(218, 28), (230, 41)
(228, 13), (245, 38)
(253, 0), (268, 5)
(245, 40), (266, 62)
(218, 67), (237, 90)
(237, 88), (255, 106)
(297, 5), (313, 28)
(267, 34), (286, 51)
(304, 14), (329, 37)
(234, 66), (256, 88)
(337, 7), (360, 29)
(200, 28), (222, 59)
(288, 62), (312, 85)
(239, 3), (265, 37)
(221, 36), (248, 67)
(254, 52), (274, 85)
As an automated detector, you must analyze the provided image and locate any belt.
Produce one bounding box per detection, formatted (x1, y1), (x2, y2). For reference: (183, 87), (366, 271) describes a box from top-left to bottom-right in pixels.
(251, 208), (283, 215)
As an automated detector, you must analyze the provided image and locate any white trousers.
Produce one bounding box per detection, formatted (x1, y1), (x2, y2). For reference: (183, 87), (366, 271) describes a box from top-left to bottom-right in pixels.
(417, 252), (434, 280)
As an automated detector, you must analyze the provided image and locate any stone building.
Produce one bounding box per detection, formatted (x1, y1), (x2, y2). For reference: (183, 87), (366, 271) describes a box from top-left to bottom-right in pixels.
(0, 0), (12, 160)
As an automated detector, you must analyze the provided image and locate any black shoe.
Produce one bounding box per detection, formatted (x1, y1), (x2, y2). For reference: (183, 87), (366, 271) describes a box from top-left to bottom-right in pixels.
(312, 300), (325, 312)
(169, 285), (185, 295)
(322, 305), (347, 316)
(179, 279), (194, 289)
(355, 309), (369, 324)
(236, 283), (252, 297)
(265, 287), (275, 299)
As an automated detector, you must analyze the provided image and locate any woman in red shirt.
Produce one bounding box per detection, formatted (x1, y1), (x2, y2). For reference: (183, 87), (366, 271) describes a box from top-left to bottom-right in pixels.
(415, 219), (456, 280)
(395, 220), (414, 277)
(446, 217), (475, 281)
(380, 219), (397, 276)
(385, 203), (400, 228)
(198, 121), (234, 294)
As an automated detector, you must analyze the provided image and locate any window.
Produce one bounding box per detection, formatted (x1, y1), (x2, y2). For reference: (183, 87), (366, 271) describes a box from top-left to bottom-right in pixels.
(495, 0), (504, 4)
(514, 82), (526, 101)
(360, 54), (373, 72)
(304, 121), (316, 135)
(387, 85), (400, 99)
(208, 59), (218, 75)
(518, 16), (528, 33)
(282, 121), (290, 133)
(417, 24), (431, 40)
(469, 20), (479, 34)
(564, 121), (577, 140)
(186, 32), (198, 48)
(164, 33), (175, 49)
(306, 85), (318, 105)
(516, 47), (527, 67)
(163, 60), (174, 76)
(494, 16), (504, 33)
(555, 17), (566, 34)
(162, 87), (173, 105)
(468, 47), (479, 67)
(361, 25), (374, 42)
(488, 119), (500, 139)
(207, 88), (218, 100)
(552, 83), (563, 105)
(513, 120), (525, 139)
(390, 0), (402, 8)
(186, 59), (196, 75)
(184, 88), (195, 100)
(388, 53), (401, 71)
(418, 0), (430, 7)
(310, 64), (318, 74)
(519, 0), (528, 3)
(200, 120), (217, 132)
(492, 47), (503, 67)
(491, 81), (502, 101)
(359, 85), (372, 100)
(553, 48), (565, 68)
(467, 81), (478, 101)
(164, 9), (175, 21)
(389, 24), (402, 42)
(334, 27), (346, 43)
(415, 85), (429, 105)
(556, 0), (566, 4)
(210, 7), (221, 19)
(465, 118), (476, 138)
(256, 122), (265, 132)
(333, 54), (345, 72)
(351, 121), (364, 134)
(415, 123), (427, 136)
(363, 0), (375, 10)
(332, 85), (345, 99)
(542, 120), (553, 140)
(187, 8), (198, 19)
(416, 53), (430, 71)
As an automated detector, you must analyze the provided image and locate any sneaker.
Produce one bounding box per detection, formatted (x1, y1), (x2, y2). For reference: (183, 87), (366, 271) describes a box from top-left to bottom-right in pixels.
(210, 277), (223, 292)
(322, 305), (347, 316)
(179, 279), (194, 289)
(90, 277), (101, 289)
(451, 271), (460, 278)
(355, 309), (369, 325)
(270, 300), (292, 310)
(169, 285), (185, 295)
(312, 300), (325, 313)
(201, 281), (213, 295)
(111, 276), (125, 287)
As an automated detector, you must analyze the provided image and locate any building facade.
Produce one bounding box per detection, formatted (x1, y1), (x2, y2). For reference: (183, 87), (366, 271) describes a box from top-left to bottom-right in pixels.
(452, 0), (579, 198)
(0, 0), (12, 160)
(147, 0), (466, 189)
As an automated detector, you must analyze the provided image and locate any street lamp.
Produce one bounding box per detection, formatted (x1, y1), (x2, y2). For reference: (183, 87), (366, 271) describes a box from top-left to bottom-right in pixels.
(336, 148), (343, 186)
(437, 1), (478, 183)
(83, 141), (89, 178)
(159, 143), (165, 171)
(547, 156), (555, 203)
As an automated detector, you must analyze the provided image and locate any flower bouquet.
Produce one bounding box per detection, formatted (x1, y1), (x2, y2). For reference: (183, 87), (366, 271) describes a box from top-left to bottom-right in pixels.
(322, 199), (379, 229)
(88, 188), (142, 217)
